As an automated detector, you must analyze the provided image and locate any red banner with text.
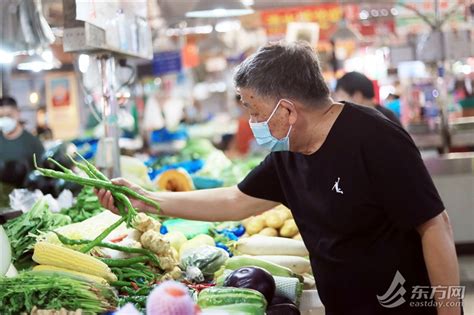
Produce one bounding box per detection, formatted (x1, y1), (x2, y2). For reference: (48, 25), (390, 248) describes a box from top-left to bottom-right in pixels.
(260, 5), (343, 41)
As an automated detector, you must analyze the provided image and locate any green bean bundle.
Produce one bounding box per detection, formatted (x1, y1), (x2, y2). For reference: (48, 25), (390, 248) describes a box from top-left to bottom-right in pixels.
(34, 153), (160, 254)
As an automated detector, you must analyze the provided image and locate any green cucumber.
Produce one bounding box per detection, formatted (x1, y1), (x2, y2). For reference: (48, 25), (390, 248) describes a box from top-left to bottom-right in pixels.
(201, 303), (265, 315)
(197, 287), (267, 310)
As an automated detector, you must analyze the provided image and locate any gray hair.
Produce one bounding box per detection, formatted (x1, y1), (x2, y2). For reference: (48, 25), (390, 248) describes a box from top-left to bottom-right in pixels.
(234, 41), (330, 104)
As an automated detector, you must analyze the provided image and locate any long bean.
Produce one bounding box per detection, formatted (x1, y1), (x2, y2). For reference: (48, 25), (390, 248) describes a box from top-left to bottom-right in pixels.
(100, 256), (150, 267)
(80, 217), (126, 253)
(34, 155), (159, 210)
(75, 152), (109, 181)
(111, 280), (132, 287)
(47, 158), (74, 175)
(67, 155), (129, 217)
(75, 153), (151, 221)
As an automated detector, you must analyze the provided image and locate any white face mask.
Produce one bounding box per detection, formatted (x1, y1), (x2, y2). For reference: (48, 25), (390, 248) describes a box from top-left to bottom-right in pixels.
(0, 117), (17, 134)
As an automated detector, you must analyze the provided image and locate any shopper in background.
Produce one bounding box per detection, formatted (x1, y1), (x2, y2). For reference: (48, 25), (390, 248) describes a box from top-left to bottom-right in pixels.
(0, 96), (44, 185)
(97, 42), (461, 315)
(335, 71), (402, 126)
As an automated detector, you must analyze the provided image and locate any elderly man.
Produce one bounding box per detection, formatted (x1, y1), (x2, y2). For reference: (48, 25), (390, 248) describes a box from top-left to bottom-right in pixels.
(98, 42), (461, 315)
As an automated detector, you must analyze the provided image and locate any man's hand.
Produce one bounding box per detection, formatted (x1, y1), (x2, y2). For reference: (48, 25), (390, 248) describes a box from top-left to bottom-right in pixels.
(96, 178), (155, 213)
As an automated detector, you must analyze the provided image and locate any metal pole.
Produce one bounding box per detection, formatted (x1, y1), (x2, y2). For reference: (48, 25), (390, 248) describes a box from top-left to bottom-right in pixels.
(95, 55), (121, 178)
(0, 63), (12, 98)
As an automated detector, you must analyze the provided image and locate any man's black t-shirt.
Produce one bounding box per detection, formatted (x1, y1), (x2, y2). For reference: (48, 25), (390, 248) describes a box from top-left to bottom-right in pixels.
(238, 102), (445, 315)
(375, 104), (401, 126)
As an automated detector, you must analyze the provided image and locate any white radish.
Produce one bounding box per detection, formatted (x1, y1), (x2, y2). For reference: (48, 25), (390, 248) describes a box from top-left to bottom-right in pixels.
(236, 235), (309, 257)
(303, 274), (316, 290)
(255, 255), (311, 274)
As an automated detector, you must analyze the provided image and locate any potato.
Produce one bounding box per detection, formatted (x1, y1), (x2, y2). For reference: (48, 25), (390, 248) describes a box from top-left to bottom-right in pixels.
(259, 227), (279, 237)
(241, 217), (254, 228)
(246, 216), (266, 235)
(265, 212), (284, 229)
(293, 233), (302, 240)
(275, 206), (292, 221)
(280, 219), (299, 238)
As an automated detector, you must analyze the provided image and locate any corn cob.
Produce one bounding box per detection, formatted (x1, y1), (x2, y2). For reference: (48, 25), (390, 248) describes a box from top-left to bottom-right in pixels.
(32, 265), (109, 285)
(32, 242), (117, 282)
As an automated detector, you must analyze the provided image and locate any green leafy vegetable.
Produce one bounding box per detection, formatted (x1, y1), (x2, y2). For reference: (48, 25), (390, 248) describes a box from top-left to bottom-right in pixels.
(3, 198), (71, 269)
(60, 187), (104, 223)
(0, 271), (117, 314)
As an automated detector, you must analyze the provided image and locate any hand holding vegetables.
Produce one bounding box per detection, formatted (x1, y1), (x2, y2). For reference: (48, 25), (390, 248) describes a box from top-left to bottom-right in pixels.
(34, 154), (160, 223)
(96, 178), (159, 214)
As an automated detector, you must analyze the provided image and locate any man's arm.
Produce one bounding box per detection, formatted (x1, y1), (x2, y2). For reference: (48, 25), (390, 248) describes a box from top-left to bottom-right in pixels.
(417, 210), (461, 315)
(97, 179), (278, 222)
(153, 186), (278, 221)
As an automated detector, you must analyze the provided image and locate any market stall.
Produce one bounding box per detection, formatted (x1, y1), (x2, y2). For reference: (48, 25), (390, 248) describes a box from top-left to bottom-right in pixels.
(0, 146), (320, 314)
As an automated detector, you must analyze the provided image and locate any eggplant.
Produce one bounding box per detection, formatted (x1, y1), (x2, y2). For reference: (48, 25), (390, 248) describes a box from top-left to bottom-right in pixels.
(223, 267), (276, 304)
(266, 303), (301, 315)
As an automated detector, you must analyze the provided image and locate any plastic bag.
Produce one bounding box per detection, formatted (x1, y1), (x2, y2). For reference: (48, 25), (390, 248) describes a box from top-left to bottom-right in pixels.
(180, 245), (229, 283)
(9, 189), (43, 213)
(9, 189), (73, 213)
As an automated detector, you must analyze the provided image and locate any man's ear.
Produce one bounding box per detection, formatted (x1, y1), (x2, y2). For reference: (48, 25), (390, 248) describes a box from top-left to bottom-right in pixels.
(281, 99), (297, 125)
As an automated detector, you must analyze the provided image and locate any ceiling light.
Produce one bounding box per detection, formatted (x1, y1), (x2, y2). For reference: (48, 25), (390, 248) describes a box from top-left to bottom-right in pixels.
(186, 0), (254, 18)
(0, 50), (14, 64)
(359, 10), (369, 20)
(17, 51), (61, 72)
(215, 20), (241, 33)
(78, 54), (90, 73)
(29, 92), (39, 105)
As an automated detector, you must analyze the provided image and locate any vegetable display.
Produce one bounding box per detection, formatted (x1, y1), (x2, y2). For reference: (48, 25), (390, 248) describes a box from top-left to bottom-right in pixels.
(0, 143), (317, 314)
(3, 198), (71, 269)
(0, 271), (117, 314)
